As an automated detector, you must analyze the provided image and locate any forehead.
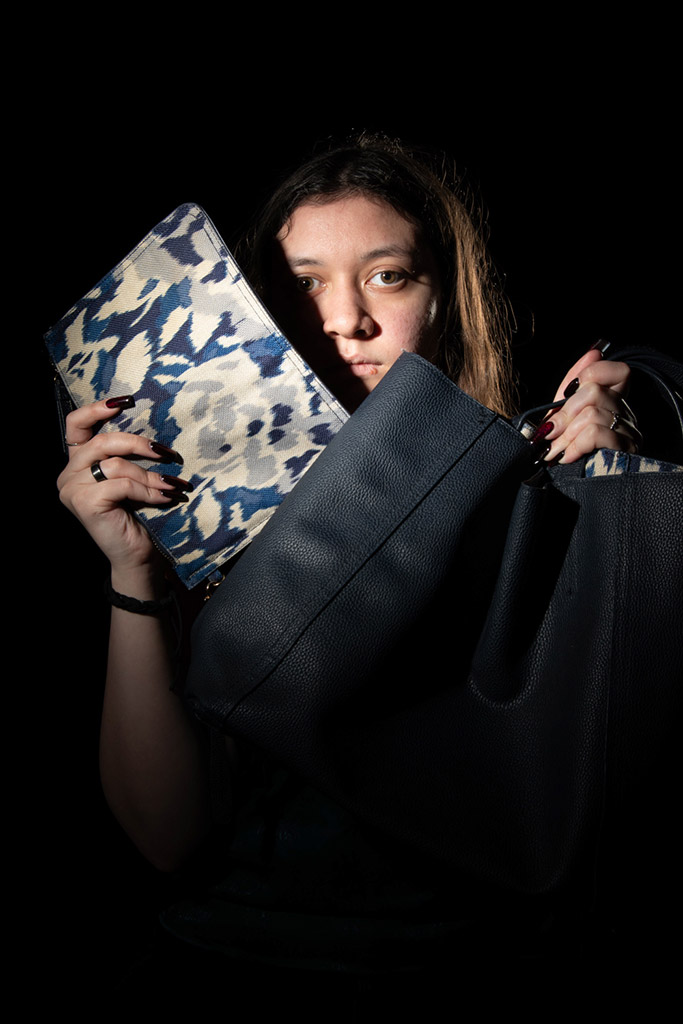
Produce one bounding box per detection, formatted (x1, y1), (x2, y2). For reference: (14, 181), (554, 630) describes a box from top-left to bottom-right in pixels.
(276, 195), (422, 262)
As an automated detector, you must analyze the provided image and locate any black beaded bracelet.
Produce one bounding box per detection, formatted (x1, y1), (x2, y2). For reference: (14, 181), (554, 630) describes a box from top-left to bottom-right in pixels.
(104, 578), (176, 615)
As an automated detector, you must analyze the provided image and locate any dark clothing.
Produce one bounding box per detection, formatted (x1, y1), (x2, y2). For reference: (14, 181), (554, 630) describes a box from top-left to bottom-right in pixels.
(160, 745), (569, 976)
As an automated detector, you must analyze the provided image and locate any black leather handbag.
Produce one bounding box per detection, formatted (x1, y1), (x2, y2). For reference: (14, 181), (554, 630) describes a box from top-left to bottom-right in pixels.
(185, 350), (682, 898)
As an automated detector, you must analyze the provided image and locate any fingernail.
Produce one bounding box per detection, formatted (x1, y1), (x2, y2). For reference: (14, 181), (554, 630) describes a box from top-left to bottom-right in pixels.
(160, 474), (194, 492)
(530, 421), (554, 444)
(105, 395), (135, 409)
(531, 440), (551, 465)
(149, 441), (183, 463)
(590, 339), (611, 357)
(563, 378), (580, 398)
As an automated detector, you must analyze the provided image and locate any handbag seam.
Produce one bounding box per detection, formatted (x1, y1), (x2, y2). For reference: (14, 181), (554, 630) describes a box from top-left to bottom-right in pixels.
(223, 421), (530, 715)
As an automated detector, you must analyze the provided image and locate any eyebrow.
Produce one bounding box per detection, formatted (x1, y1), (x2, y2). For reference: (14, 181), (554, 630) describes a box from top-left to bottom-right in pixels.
(285, 245), (420, 269)
(362, 245), (419, 261)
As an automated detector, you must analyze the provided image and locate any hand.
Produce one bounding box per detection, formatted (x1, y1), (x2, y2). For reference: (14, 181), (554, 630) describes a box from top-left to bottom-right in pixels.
(537, 349), (642, 464)
(57, 398), (192, 575)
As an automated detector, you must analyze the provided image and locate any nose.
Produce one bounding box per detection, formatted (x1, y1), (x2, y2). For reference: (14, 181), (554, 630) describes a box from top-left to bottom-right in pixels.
(322, 285), (374, 342)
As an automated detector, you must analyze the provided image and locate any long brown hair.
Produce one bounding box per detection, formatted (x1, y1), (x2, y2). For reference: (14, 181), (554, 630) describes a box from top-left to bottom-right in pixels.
(238, 134), (516, 416)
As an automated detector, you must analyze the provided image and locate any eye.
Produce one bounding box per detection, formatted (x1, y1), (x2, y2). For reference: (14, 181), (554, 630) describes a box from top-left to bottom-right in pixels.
(369, 270), (406, 287)
(295, 275), (323, 294)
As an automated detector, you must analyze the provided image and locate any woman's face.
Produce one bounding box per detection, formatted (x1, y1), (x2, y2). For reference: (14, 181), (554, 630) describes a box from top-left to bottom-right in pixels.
(269, 195), (442, 411)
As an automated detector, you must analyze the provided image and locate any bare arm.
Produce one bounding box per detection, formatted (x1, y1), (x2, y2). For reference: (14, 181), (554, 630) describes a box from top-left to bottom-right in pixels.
(100, 564), (212, 872)
(58, 400), (213, 871)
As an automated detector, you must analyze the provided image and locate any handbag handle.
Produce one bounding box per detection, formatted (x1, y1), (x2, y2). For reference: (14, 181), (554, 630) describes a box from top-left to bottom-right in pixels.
(606, 345), (683, 441)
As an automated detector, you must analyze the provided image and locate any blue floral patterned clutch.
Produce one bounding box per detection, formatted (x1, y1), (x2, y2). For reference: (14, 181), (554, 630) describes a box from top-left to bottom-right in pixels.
(44, 204), (349, 588)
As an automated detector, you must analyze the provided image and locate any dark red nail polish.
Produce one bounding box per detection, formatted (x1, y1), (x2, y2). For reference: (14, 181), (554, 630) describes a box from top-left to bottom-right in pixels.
(531, 441), (551, 465)
(563, 378), (580, 398)
(160, 474), (193, 492)
(531, 421), (554, 444)
(150, 441), (183, 463)
(105, 395), (135, 409)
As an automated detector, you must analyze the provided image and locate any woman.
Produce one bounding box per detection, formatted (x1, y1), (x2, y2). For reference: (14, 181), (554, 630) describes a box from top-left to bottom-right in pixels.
(56, 136), (639, 992)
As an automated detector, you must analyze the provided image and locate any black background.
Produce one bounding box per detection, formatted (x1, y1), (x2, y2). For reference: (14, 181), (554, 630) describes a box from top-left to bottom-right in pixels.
(20, 50), (679, 1001)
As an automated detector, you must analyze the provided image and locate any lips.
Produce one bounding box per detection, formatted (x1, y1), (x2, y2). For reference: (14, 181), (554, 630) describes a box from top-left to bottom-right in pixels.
(347, 362), (380, 377)
(313, 356), (381, 375)
(340, 356), (382, 378)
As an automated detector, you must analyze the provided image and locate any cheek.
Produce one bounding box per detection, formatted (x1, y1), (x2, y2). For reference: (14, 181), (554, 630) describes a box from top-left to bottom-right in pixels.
(391, 296), (441, 360)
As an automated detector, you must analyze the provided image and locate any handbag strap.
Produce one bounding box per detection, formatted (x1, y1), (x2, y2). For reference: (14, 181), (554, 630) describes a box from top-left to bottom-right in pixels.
(606, 345), (683, 442)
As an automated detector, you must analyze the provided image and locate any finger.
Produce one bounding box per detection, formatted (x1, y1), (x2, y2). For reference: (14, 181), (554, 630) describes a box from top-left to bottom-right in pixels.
(553, 423), (640, 464)
(542, 405), (641, 463)
(609, 408), (641, 442)
(553, 353), (632, 405)
(68, 432), (183, 471)
(64, 474), (188, 516)
(548, 402), (628, 460)
(575, 359), (631, 396)
(552, 349), (603, 401)
(64, 396), (135, 453)
(58, 446), (190, 495)
(92, 457), (194, 493)
(545, 382), (627, 442)
(536, 385), (622, 452)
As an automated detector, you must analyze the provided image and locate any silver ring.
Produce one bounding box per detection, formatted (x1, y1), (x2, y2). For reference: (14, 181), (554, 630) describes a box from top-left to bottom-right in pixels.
(610, 411), (621, 431)
(91, 461), (108, 482)
(65, 438), (84, 447)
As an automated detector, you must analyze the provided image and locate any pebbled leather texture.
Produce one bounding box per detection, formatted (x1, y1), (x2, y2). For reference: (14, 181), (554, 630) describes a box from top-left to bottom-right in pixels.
(186, 350), (683, 894)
